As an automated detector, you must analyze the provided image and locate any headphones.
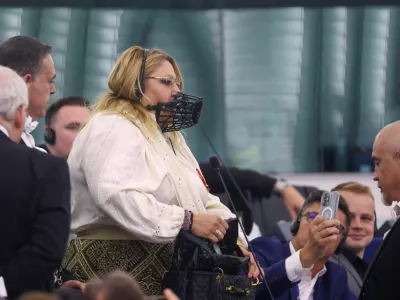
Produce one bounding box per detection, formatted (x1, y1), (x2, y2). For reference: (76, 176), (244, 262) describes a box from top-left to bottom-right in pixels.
(290, 208), (348, 255)
(44, 127), (56, 145)
(134, 48), (149, 100)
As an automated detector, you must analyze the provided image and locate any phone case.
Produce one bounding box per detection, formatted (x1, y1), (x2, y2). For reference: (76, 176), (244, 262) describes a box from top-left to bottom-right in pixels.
(320, 191), (340, 220)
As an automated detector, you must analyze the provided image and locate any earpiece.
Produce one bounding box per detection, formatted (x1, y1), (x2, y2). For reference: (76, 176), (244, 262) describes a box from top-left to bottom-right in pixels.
(134, 48), (149, 100)
(44, 128), (56, 145)
(290, 209), (303, 236)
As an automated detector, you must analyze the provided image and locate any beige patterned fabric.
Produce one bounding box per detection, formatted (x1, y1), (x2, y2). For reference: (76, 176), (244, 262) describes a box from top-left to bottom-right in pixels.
(62, 238), (174, 296)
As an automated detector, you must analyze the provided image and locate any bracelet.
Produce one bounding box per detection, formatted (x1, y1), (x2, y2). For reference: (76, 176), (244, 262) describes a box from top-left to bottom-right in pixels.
(189, 211), (194, 231)
(182, 210), (192, 231)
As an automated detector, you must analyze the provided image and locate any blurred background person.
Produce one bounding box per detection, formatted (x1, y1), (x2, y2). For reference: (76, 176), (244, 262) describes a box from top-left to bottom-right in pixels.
(200, 163), (305, 237)
(0, 36), (56, 151)
(0, 65), (70, 300)
(63, 46), (257, 296)
(38, 96), (90, 158)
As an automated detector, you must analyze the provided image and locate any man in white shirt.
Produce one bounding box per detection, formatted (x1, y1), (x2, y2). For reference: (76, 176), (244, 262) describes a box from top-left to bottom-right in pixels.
(250, 190), (356, 300)
(0, 35), (56, 151)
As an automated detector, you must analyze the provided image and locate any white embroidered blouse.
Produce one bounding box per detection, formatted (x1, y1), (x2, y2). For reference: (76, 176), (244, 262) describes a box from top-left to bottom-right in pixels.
(68, 113), (245, 245)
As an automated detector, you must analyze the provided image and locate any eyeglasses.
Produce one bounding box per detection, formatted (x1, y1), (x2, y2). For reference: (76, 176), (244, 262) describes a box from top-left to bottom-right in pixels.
(146, 76), (181, 88)
(302, 211), (345, 233)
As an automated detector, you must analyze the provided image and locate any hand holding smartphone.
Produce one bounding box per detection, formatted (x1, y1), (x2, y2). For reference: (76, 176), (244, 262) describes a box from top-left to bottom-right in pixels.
(319, 191), (340, 221)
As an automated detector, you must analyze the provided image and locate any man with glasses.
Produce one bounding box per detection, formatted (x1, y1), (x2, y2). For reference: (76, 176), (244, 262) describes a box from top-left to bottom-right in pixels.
(250, 190), (356, 300)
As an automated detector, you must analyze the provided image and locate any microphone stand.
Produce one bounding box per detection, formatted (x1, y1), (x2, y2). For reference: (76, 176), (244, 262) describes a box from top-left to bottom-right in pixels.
(209, 156), (275, 300)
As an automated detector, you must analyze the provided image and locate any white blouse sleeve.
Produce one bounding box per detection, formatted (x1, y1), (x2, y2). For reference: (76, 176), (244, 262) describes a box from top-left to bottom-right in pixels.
(81, 115), (185, 243)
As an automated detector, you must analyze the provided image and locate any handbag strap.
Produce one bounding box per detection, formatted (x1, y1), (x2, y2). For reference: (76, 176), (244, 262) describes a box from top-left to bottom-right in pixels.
(180, 231), (218, 264)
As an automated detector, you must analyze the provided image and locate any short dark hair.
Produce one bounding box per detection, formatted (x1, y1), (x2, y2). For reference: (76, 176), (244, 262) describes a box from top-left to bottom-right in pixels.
(302, 190), (352, 232)
(45, 96), (90, 126)
(0, 36), (52, 77)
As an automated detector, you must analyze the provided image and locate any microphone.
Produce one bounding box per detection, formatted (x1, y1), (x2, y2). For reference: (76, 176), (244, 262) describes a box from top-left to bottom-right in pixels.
(209, 155), (221, 171)
(208, 155), (275, 300)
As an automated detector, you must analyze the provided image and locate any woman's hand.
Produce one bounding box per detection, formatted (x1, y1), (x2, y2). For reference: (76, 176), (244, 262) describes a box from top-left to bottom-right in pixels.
(163, 289), (180, 300)
(238, 244), (262, 279)
(191, 214), (229, 243)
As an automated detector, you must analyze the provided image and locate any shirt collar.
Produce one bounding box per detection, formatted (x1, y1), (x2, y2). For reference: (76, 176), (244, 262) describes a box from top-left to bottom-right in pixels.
(0, 124), (9, 138)
(24, 115), (39, 134)
(289, 241), (327, 278)
(391, 202), (400, 218)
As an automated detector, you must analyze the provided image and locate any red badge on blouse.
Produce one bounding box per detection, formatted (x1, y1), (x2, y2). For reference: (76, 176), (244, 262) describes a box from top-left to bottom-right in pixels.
(196, 169), (210, 192)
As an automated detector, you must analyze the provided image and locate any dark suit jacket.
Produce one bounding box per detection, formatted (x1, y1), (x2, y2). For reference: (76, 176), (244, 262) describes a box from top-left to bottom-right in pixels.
(359, 218), (400, 300)
(251, 236), (356, 300)
(329, 249), (367, 298)
(0, 131), (71, 299)
(199, 163), (277, 234)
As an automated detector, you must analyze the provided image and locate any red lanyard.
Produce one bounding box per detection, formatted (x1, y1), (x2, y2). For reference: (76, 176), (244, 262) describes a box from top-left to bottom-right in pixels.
(196, 169), (210, 192)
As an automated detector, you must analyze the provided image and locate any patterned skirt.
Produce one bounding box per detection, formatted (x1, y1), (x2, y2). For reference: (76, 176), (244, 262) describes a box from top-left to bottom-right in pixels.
(61, 239), (174, 296)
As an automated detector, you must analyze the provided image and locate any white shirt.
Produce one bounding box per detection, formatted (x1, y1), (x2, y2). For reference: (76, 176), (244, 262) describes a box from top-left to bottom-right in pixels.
(0, 124), (9, 138)
(68, 113), (246, 244)
(285, 242), (327, 300)
(21, 116), (47, 153)
(383, 202), (400, 239)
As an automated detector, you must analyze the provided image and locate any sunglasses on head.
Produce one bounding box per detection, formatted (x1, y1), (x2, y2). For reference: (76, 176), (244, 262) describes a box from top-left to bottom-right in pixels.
(302, 211), (345, 233)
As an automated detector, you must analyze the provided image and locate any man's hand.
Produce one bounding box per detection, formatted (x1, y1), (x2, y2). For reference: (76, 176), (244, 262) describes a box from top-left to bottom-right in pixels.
(299, 215), (341, 268)
(280, 186), (305, 221)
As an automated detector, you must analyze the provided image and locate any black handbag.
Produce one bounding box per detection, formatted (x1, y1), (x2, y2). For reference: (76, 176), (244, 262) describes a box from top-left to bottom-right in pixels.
(164, 229), (259, 300)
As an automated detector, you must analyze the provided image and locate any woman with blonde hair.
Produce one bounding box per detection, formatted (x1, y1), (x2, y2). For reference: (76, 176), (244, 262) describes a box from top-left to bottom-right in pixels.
(62, 46), (258, 296)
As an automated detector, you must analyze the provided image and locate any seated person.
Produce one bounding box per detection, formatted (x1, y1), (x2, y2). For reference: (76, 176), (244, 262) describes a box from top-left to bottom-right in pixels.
(330, 181), (380, 297)
(251, 190), (356, 300)
(333, 182), (377, 264)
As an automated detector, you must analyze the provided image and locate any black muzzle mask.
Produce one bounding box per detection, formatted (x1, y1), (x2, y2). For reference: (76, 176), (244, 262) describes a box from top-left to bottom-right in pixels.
(146, 92), (203, 133)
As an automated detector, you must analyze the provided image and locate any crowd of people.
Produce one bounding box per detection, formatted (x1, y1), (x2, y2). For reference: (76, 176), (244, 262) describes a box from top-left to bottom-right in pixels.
(0, 35), (399, 300)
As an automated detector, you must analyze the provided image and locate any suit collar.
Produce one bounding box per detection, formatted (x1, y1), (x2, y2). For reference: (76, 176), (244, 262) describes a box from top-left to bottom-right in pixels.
(365, 217), (400, 279)
(283, 242), (291, 258)
(37, 144), (49, 153)
(0, 130), (10, 141)
(0, 124), (9, 138)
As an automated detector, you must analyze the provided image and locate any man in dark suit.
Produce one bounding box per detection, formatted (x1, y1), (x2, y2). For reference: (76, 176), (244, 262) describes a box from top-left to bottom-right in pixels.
(251, 190), (356, 300)
(359, 121), (400, 299)
(0, 66), (71, 299)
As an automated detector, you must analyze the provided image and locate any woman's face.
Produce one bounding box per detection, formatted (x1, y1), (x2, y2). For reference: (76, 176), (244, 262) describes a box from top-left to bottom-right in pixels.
(141, 60), (181, 107)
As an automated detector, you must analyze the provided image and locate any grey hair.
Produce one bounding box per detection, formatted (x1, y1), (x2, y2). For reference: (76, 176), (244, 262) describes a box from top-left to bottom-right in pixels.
(0, 65), (28, 120)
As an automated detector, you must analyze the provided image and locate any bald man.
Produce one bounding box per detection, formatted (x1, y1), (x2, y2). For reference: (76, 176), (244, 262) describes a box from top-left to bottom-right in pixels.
(359, 121), (400, 300)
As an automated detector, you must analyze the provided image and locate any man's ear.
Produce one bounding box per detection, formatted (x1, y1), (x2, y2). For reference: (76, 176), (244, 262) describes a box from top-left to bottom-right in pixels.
(22, 74), (33, 84)
(14, 105), (26, 130)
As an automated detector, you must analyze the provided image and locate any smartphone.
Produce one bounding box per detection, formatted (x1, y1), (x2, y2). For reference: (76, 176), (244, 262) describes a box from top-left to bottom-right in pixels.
(146, 296), (167, 300)
(320, 191), (340, 220)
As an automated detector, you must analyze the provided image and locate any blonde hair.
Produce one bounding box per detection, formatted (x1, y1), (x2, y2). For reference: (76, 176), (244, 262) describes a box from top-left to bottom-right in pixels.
(332, 181), (374, 201)
(83, 46), (183, 138)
